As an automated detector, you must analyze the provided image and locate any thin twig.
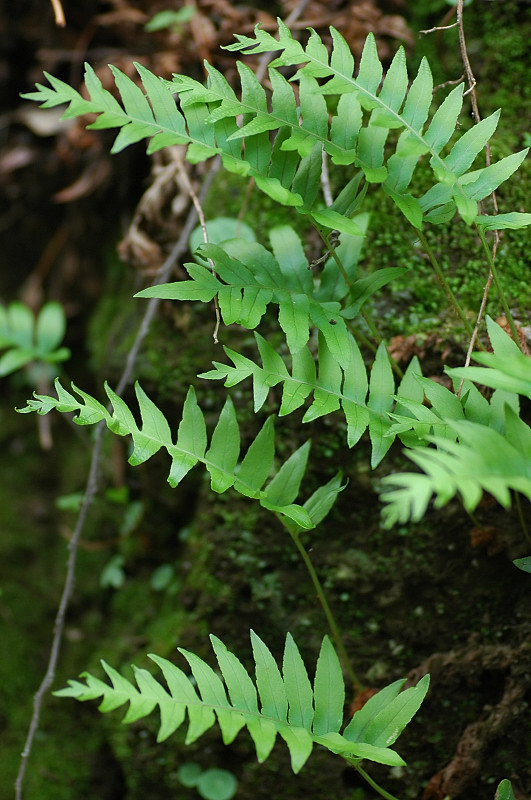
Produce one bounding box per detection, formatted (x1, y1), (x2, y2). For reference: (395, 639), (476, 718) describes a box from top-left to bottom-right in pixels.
(14, 427), (104, 800)
(454, 0), (500, 383)
(320, 149), (333, 208)
(15, 3), (312, 788)
(420, 22), (458, 35)
(458, 271), (493, 394)
(14, 162), (219, 800)
(175, 160), (221, 342)
(49, 0), (66, 27)
(433, 73), (465, 93)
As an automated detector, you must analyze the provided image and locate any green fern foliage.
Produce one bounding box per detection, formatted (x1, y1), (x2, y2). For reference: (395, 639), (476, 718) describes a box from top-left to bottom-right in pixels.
(22, 23), (529, 230)
(54, 631), (429, 773)
(137, 221), (405, 367)
(200, 329), (425, 467)
(380, 319), (531, 526)
(17, 380), (339, 529)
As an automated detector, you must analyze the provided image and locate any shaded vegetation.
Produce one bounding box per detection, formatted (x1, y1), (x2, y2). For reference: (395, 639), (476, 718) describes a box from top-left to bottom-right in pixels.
(1, 2), (530, 800)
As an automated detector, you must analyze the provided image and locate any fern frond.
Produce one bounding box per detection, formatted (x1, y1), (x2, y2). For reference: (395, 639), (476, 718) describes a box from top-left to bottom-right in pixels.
(200, 330), (425, 467)
(380, 412), (531, 527)
(449, 317), (531, 398)
(17, 380), (327, 529)
(137, 222), (394, 364)
(54, 631), (429, 773)
(23, 27), (529, 229)
(224, 23), (529, 227)
(380, 318), (531, 526)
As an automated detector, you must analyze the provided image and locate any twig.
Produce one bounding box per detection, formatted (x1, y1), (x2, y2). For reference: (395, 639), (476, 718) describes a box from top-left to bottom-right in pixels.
(433, 73), (465, 93)
(420, 22), (458, 35)
(419, 1), (457, 36)
(454, 0), (501, 387)
(458, 271), (493, 393)
(175, 160), (221, 342)
(14, 162), (219, 800)
(49, 0), (66, 27)
(321, 149), (333, 208)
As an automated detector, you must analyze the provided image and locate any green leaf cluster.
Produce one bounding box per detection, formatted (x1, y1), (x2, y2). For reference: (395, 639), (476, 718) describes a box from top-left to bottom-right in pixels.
(22, 22), (530, 231)
(17, 19), (531, 797)
(0, 301), (70, 377)
(55, 631), (429, 774)
(380, 317), (531, 526)
(137, 218), (403, 362)
(201, 330), (422, 468)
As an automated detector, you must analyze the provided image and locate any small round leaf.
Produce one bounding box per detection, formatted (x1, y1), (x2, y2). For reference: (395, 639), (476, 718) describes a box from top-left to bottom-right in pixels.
(197, 769), (237, 800)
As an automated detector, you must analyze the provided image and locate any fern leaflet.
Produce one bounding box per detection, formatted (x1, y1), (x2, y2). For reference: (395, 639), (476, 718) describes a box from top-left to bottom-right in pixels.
(137, 221), (402, 366)
(17, 380), (336, 529)
(55, 631), (429, 773)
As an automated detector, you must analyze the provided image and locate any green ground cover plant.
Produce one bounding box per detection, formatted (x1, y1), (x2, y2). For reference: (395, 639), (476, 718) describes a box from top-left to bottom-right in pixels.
(14, 12), (529, 800)
(0, 301), (69, 379)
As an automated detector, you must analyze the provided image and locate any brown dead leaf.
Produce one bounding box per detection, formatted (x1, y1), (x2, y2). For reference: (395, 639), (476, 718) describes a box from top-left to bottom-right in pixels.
(53, 159), (111, 202)
(117, 226), (162, 273)
(387, 334), (420, 364)
(495, 315), (530, 354)
(349, 687), (379, 717)
(468, 525), (504, 554)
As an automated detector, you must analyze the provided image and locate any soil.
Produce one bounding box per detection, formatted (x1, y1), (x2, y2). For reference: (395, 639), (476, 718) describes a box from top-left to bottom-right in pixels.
(1, 2), (530, 800)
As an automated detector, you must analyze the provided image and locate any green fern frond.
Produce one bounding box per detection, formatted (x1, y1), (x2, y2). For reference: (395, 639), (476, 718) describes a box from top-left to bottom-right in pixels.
(22, 25), (529, 229)
(138, 222), (398, 365)
(380, 412), (531, 527)
(449, 317), (531, 398)
(380, 318), (531, 526)
(387, 371), (520, 443)
(54, 631), (429, 773)
(17, 380), (328, 529)
(200, 330), (425, 467)
(224, 23), (529, 226)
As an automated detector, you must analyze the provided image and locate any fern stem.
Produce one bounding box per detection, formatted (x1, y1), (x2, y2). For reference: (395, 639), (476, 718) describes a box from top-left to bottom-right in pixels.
(286, 526), (364, 692)
(318, 227), (352, 288)
(314, 226), (404, 378)
(352, 764), (402, 800)
(475, 225), (522, 350)
(416, 230), (474, 339)
(514, 492), (531, 545)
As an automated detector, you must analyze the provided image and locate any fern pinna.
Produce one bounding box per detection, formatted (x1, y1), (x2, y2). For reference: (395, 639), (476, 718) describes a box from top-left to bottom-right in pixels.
(55, 631), (429, 774)
(22, 22), (529, 232)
